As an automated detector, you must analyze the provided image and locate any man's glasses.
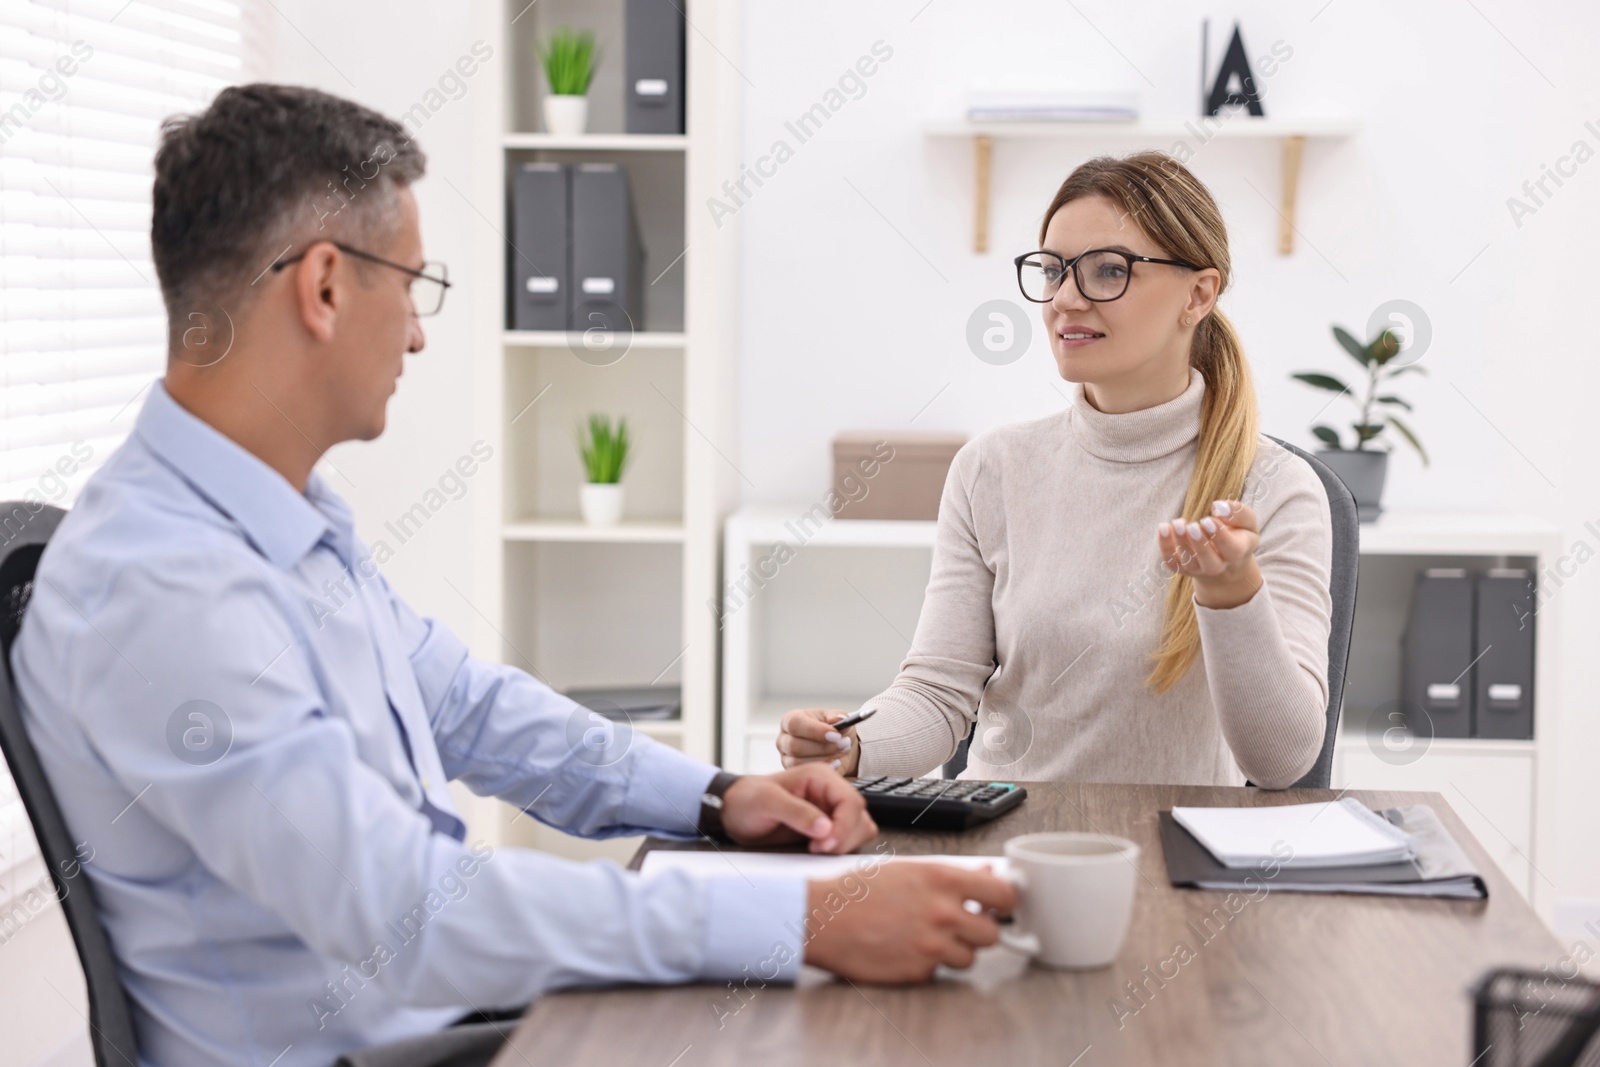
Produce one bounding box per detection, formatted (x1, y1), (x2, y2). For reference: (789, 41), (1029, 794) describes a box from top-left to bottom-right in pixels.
(1013, 248), (1201, 303)
(271, 241), (452, 317)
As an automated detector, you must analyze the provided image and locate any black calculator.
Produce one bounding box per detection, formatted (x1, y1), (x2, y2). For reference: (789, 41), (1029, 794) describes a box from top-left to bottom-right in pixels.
(852, 776), (1027, 831)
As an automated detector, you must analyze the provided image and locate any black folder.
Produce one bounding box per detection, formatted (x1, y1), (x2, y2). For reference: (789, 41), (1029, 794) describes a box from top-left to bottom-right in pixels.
(510, 162), (569, 331)
(570, 163), (644, 334)
(625, 0), (686, 134)
(1159, 809), (1487, 899)
(1473, 568), (1535, 740)
(1401, 567), (1475, 739)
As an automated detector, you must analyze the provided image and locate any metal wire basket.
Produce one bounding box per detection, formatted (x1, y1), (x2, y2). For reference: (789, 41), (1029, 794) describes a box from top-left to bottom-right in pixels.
(1474, 968), (1600, 1067)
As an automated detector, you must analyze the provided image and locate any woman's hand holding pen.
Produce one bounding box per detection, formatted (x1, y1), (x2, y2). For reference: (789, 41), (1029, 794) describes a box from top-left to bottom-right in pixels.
(777, 708), (866, 775)
(1158, 498), (1265, 610)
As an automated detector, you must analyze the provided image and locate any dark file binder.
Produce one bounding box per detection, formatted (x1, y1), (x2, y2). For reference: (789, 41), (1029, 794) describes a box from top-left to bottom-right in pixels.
(570, 163), (644, 334)
(1159, 809), (1487, 899)
(625, 0), (686, 134)
(510, 162), (569, 332)
(1473, 568), (1535, 739)
(1401, 567), (1475, 739)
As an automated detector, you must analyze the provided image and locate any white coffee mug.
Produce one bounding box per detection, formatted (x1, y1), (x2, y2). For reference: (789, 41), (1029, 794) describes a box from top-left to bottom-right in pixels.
(999, 831), (1141, 969)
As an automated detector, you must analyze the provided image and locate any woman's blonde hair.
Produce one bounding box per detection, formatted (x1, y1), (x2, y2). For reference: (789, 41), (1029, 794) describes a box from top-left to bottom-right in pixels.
(1038, 150), (1258, 694)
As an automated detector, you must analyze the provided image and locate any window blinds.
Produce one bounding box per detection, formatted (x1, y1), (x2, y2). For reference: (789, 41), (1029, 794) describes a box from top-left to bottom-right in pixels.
(0, 0), (256, 908)
(0, 0), (256, 505)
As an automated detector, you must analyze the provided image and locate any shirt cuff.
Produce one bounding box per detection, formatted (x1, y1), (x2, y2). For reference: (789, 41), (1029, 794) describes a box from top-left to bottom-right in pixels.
(620, 738), (719, 837)
(700, 875), (808, 983)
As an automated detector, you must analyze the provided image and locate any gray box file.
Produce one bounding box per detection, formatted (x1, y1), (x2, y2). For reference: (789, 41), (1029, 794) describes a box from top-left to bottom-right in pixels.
(1401, 567), (1475, 739)
(510, 163), (569, 331)
(1473, 568), (1535, 739)
(625, 0), (686, 134)
(570, 163), (644, 334)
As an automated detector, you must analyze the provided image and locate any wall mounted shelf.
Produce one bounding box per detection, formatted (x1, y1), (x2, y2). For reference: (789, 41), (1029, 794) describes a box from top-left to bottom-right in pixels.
(922, 116), (1359, 255)
(502, 520), (686, 544)
(503, 331), (687, 349)
(501, 133), (688, 152)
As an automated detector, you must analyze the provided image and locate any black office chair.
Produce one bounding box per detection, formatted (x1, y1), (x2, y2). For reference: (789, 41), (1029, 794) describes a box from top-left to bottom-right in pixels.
(941, 435), (1359, 788)
(0, 502), (510, 1067)
(0, 504), (140, 1067)
(1266, 435), (1359, 789)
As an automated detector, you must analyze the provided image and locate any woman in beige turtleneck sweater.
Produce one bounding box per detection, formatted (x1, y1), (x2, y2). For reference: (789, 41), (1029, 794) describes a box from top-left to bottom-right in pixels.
(777, 151), (1333, 789)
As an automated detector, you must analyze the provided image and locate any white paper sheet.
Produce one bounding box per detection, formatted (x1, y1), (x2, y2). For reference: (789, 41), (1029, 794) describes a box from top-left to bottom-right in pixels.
(638, 850), (1007, 880)
(1172, 798), (1416, 869)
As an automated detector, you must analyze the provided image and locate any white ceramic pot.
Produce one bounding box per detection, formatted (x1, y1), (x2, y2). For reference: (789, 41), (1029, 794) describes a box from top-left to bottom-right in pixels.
(579, 483), (624, 526)
(543, 95), (588, 137)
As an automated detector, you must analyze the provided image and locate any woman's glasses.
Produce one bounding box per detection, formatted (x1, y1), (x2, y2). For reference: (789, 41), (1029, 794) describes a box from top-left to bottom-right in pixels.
(1013, 248), (1201, 303)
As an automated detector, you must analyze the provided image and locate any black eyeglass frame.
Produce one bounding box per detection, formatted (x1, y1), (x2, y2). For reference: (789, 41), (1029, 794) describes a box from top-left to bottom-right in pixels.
(270, 240), (452, 316)
(1012, 247), (1203, 304)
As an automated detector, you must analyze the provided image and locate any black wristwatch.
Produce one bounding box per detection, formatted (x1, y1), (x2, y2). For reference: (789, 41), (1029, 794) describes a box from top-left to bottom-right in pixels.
(697, 771), (742, 840)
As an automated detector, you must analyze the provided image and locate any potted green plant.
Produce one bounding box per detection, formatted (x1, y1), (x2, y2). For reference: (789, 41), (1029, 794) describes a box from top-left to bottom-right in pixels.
(538, 29), (598, 137)
(576, 414), (631, 525)
(1291, 325), (1428, 523)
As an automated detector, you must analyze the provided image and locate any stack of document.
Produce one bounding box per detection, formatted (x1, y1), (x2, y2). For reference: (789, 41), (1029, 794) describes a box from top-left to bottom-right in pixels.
(965, 90), (1139, 123)
(1161, 799), (1487, 899)
(1173, 798), (1416, 869)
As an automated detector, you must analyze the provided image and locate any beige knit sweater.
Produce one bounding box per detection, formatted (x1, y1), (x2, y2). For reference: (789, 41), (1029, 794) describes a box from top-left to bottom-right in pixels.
(853, 365), (1333, 789)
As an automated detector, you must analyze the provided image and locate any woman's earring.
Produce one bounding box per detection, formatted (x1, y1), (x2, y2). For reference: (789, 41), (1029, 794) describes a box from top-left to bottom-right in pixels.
(1184, 315), (1193, 325)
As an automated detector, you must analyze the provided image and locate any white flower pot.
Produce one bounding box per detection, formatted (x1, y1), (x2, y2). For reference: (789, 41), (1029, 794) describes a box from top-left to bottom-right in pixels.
(543, 95), (588, 137)
(580, 483), (624, 526)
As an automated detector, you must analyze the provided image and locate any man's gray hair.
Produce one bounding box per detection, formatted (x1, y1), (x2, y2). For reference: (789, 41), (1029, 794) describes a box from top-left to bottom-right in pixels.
(151, 83), (427, 350)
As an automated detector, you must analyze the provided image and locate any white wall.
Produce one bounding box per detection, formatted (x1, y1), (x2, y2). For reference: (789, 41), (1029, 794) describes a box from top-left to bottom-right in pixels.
(265, 1), (491, 649)
(731, 1), (1600, 924)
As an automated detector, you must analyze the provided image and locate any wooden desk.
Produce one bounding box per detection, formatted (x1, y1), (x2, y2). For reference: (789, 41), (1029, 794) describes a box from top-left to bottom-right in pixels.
(492, 783), (1563, 1067)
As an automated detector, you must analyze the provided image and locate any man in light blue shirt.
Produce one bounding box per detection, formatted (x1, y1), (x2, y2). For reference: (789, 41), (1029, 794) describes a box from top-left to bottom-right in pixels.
(11, 84), (1012, 1067)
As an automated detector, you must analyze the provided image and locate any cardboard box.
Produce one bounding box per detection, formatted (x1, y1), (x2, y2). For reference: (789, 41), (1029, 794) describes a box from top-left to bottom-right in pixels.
(831, 432), (966, 520)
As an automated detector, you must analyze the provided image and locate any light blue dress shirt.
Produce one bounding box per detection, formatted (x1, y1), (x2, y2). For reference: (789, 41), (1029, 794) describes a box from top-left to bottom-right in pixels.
(11, 381), (806, 1067)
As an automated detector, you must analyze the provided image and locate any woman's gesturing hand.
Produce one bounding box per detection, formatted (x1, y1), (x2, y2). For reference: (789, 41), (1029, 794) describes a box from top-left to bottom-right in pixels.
(1157, 499), (1265, 610)
(778, 708), (862, 776)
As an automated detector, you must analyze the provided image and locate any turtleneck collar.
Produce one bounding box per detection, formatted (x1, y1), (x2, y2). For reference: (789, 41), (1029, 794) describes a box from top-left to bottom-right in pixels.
(1066, 365), (1206, 463)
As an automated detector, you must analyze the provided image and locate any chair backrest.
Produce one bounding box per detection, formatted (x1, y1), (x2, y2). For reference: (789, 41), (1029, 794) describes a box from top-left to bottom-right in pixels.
(1264, 435), (1359, 789)
(0, 503), (140, 1067)
(942, 437), (1360, 787)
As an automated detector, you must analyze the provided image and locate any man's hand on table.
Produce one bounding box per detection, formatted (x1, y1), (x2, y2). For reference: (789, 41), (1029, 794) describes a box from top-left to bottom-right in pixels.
(719, 763), (878, 853)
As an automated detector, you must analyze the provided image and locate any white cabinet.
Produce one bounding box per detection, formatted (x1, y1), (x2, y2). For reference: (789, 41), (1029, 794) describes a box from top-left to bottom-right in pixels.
(721, 511), (934, 776)
(1334, 739), (1535, 897)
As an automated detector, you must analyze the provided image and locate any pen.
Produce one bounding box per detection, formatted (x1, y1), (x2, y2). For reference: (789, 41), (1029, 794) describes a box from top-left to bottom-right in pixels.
(829, 707), (877, 731)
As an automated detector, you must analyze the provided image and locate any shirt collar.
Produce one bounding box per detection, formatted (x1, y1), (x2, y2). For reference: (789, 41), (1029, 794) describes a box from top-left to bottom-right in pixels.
(134, 380), (347, 570)
(1067, 364), (1206, 463)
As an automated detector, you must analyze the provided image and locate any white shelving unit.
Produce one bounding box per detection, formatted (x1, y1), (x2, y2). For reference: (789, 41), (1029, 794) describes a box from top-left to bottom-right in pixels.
(722, 509), (937, 776)
(721, 506), (1562, 916)
(466, 0), (743, 861)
